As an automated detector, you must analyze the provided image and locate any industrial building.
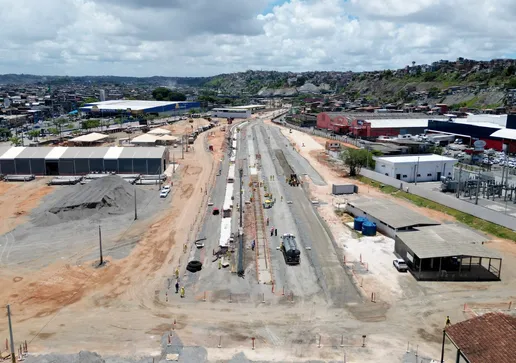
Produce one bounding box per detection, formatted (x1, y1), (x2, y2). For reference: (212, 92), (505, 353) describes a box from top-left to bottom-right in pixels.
(232, 105), (266, 113)
(0, 146), (168, 175)
(316, 112), (446, 137)
(395, 225), (502, 281)
(374, 154), (458, 182)
(428, 114), (516, 152)
(210, 108), (251, 119)
(79, 100), (201, 116)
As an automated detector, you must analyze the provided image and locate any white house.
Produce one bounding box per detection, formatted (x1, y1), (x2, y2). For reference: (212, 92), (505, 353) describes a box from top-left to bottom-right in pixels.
(374, 154), (458, 183)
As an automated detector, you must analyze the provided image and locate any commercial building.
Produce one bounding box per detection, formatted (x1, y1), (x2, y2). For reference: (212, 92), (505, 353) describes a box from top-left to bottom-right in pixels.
(232, 105), (266, 113)
(0, 146), (168, 175)
(395, 225), (501, 281)
(79, 100), (200, 116)
(442, 313), (516, 363)
(374, 154), (458, 182)
(211, 108), (251, 119)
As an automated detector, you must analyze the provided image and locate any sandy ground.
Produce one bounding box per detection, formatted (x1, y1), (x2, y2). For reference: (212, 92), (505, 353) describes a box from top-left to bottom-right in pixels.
(0, 178), (54, 235)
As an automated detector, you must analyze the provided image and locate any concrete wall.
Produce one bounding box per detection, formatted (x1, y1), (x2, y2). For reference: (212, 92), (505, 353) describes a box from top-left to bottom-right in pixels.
(360, 168), (516, 231)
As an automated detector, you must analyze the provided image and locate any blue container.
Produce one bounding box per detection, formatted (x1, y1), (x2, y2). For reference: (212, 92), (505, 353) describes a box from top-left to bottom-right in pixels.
(362, 221), (377, 236)
(354, 216), (367, 231)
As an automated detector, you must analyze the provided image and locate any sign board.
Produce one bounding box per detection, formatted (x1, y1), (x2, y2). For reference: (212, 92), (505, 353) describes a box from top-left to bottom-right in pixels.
(473, 140), (486, 149)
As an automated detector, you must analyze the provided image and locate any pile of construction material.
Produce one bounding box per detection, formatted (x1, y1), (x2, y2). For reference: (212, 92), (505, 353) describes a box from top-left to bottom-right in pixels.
(49, 176), (83, 185)
(34, 175), (150, 226)
(135, 174), (167, 185)
(4, 174), (35, 182)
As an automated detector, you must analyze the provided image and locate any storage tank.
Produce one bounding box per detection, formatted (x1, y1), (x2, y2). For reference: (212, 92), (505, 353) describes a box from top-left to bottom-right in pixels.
(361, 221), (377, 236)
(354, 216), (367, 231)
(281, 233), (300, 265)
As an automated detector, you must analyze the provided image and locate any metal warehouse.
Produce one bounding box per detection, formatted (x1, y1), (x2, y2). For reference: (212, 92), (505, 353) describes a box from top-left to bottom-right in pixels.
(79, 100), (201, 116)
(0, 146), (168, 175)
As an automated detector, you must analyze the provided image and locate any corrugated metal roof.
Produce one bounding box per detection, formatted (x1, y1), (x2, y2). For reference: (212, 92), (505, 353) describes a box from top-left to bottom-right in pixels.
(119, 147), (166, 159)
(348, 198), (439, 229)
(397, 225), (498, 259)
(490, 128), (516, 141)
(45, 147), (69, 160)
(15, 147), (53, 159)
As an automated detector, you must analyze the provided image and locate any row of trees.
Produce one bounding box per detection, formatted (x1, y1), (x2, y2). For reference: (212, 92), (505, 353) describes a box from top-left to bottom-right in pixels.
(152, 87), (187, 101)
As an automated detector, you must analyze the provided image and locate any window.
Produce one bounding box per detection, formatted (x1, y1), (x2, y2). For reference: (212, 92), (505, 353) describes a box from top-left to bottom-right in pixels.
(402, 175), (408, 178)
(385, 173), (389, 176)
(427, 173), (432, 177)
(417, 174), (421, 177)
(381, 164), (386, 167)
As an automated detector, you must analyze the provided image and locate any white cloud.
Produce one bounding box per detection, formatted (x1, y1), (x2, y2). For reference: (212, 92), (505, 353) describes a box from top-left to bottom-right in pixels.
(0, 0), (515, 76)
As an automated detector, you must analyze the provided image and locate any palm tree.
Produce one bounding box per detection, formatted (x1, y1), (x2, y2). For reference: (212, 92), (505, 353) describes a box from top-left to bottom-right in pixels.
(27, 130), (40, 145)
(9, 136), (22, 146)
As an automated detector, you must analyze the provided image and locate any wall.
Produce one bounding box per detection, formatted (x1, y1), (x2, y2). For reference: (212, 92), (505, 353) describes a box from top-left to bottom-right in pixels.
(375, 160), (455, 182)
(360, 168), (516, 231)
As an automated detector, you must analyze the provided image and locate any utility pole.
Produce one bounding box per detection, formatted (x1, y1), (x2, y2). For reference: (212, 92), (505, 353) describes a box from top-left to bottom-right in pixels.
(134, 190), (138, 220)
(415, 157), (420, 185)
(98, 226), (103, 266)
(239, 168), (244, 228)
(181, 135), (184, 159)
(7, 305), (16, 363)
(475, 169), (481, 205)
(456, 164), (463, 198)
(172, 152), (175, 174)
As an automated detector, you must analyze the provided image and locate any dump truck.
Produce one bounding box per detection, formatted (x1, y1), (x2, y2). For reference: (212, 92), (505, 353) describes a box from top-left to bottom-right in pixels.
(280, 233), (300, 265)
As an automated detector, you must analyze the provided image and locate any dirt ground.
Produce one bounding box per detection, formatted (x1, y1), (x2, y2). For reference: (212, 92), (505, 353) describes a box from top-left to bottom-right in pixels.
(0, 178), (54, 235)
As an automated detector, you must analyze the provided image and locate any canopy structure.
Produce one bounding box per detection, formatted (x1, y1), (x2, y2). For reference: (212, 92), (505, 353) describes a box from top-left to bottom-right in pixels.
(69, 132), (109, 144)
(147, 128), (171, 135)
(130, 134), (159, 145)
(157, 135), (179, 142)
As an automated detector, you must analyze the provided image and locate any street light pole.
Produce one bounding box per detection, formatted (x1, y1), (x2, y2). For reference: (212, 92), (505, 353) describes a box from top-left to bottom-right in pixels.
(415, 157), (420, 185)
(7, 304), (16, 363)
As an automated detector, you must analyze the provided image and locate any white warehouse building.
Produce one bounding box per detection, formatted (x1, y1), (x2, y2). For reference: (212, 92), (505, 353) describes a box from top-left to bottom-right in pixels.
(374, 154), (458, 183)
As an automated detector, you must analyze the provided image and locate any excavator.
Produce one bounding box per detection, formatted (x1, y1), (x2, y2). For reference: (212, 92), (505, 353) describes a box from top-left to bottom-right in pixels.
(288, 173), (300, 187)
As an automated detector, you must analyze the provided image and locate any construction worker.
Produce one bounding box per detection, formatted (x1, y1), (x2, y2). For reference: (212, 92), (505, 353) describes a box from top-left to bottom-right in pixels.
(270, 227), (274, 236)
(183, 244), (187, 253)
(175, 280), (179, 294)
(175, 268), (179, 279)
(445, 316), (451, 327)
(281, 196), (283, 202)
(218, 259), (222, 269)
(266, 217), (269, 226)
(251, 240), (255, 251)
(275, 228), (278, 236)
(180, 286), (185, 298)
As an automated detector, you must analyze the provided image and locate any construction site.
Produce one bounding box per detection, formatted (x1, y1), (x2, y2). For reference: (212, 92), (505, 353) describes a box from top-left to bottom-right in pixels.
(1, 111), (516, 363)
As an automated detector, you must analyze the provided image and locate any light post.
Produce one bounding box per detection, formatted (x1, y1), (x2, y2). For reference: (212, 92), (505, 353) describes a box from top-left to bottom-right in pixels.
(414, 157), (420, 185)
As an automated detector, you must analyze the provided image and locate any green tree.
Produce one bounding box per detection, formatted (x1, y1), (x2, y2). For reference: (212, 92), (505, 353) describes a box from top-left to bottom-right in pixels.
(28, 130), (40, 144)
(152, 87), (187, 101)
(48, 127), (60, 136)
(9, 136), (22, 146)
(52, 118), (68, 139)
(79, 97), (100, 107)
(0, 128), (12, 140)
(340, 148), (373, 176)
(81, 119), (101, 131)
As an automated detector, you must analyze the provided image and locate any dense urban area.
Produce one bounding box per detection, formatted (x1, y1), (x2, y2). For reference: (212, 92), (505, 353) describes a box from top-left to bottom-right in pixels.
(1, 58), (516, 363)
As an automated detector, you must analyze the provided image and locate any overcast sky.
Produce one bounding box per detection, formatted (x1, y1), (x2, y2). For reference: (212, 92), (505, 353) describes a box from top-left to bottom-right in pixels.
(1, 0), (516, 77)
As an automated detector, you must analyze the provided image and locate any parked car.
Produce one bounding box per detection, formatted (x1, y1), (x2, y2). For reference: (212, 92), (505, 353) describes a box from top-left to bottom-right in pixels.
(393, 258), (408, 272)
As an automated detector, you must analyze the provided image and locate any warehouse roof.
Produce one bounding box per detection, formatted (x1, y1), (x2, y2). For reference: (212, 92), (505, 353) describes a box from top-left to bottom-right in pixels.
(61, 147), (108, 159)
(490, 128), (516, 141)
(376, 154), (457, 163)
(16, 147), (52, 159)
(368, 119), (435, 129)
(348, 198), (439, 229)
(147, 128), (171, 135)
(45, 147), (69, 160)
(81, 100), (184, 111)
(119, 147), (166, 159)
(69, 132), (109, 143)
(396, 225), (497, 259)
(446, 313), (516, 363)
(0, 147), (25, 159)
(0, 146), (15, 158)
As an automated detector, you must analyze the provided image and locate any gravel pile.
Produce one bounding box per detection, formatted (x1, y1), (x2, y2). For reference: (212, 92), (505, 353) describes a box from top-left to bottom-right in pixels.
(34, 175), (149, 226)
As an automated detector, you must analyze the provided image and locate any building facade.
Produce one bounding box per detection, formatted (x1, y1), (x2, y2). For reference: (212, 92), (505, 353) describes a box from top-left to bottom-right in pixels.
(374, 154), (458, 182)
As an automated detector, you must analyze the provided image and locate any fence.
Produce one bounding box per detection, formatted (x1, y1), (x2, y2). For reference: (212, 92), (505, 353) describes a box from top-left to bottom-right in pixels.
(359, 168), (516, 231)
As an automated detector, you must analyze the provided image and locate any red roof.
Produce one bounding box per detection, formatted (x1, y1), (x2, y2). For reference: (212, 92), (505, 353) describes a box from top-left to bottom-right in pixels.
(446, 312), (516, 363)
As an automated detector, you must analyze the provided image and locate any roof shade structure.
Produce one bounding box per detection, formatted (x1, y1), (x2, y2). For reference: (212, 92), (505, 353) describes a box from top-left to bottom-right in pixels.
(157, 135), (179, 142)
(490, 128), (516, 141)
(147, 128), (171, 135)
(347, 198), (439, 229)
(69, 132), (109, 143)
(445, 312), (516, 363)
(130, 134), (159, 144)
(396, 225), (497, 259)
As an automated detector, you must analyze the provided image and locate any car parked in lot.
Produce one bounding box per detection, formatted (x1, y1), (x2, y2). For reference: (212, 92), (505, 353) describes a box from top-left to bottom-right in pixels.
(393, 258), (408, 272)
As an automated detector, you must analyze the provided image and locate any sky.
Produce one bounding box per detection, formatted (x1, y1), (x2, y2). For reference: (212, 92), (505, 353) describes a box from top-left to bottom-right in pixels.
(1, 0), (516, 77)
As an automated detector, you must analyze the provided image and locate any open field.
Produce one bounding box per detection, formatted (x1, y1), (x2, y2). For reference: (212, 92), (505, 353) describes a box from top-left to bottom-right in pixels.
(1, 111), (516, 362)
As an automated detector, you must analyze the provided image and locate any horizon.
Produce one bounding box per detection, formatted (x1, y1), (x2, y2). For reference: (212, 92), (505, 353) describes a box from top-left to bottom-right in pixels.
(2, 0), (516, 77)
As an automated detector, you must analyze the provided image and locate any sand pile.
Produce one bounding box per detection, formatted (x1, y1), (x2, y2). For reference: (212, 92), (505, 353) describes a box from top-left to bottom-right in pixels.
(34, 175), (149, 226)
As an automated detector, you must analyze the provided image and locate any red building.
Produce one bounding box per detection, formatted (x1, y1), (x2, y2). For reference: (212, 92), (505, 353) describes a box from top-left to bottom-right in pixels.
(316, 112), (352, 134)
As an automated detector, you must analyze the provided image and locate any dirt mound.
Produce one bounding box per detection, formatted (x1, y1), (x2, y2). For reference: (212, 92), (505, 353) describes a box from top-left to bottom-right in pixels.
(34, 175), (148, 225)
